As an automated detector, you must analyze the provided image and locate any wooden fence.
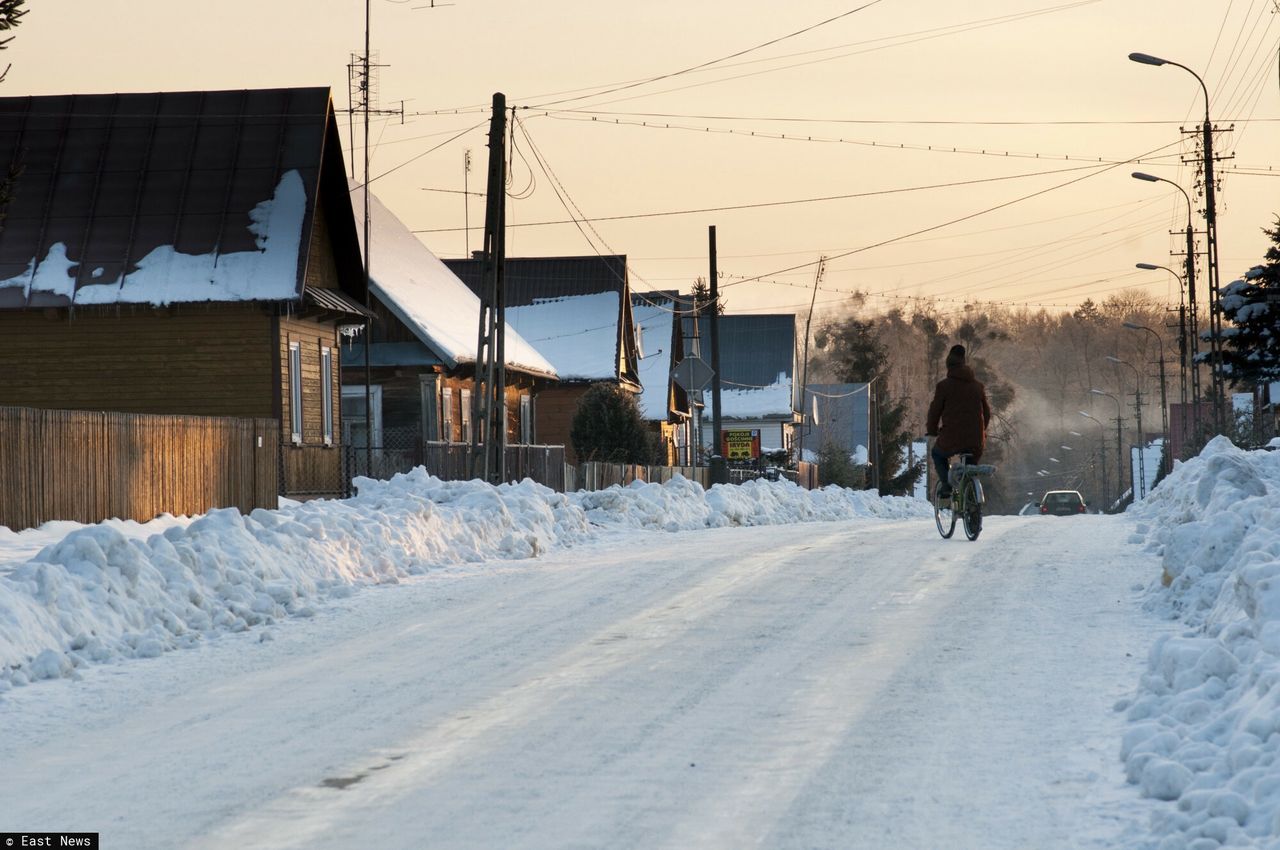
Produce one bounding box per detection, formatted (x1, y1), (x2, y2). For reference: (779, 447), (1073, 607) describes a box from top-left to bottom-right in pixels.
(0, 406), (278, 531)
(575, 461), (818, 492)
(345, 441), (568, 493)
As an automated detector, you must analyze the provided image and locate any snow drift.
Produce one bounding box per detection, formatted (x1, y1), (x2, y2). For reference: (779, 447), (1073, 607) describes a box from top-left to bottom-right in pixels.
(1126, 436), (1280, 847)
(0, 473), (929, 691)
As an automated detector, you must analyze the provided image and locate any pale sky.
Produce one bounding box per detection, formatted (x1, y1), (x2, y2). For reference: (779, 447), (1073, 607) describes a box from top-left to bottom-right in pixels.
(6, 0), (1278, 319)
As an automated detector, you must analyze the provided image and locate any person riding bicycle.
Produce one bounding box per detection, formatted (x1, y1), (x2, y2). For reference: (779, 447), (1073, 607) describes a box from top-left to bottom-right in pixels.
(926, 344), (992, 500)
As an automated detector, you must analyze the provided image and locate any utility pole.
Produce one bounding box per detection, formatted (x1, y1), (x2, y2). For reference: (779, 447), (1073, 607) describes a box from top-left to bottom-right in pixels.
(708, 226), (726, 485)
(463, 149), (472, 257)
(472, 93), (508, 483)
(796, 255), (826, 466)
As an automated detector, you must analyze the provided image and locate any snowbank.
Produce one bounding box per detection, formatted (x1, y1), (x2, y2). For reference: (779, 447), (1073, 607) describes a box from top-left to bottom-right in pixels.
(1124, 436), (1280, 847)
(0, 473), (929, 691)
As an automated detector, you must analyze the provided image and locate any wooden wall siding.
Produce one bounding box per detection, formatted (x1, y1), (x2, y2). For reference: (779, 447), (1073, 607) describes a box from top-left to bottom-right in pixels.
(0, 406), (278, 531)
(534, 384), (591, 464)
(0, 306), (274, 417)
(303, 201), (342, 291)
(279, 316), (343, 496)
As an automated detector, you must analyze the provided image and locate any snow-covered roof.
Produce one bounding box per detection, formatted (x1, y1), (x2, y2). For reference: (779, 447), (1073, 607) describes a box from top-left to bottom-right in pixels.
(351, 189), (556, 379)
(445, 256), (639, 386)
(692, 314), (798, 419)
(0, 88), (355, 309)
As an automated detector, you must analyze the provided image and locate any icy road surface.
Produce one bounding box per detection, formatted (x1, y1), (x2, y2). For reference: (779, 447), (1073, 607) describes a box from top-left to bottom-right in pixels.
(2, 514), (1169, 849)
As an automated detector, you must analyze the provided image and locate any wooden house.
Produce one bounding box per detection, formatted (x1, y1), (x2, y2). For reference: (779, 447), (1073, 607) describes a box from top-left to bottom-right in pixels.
(692, 314), (801, 462)
(444, 254), (641, 464)
(632, 290), (693, 464)
(0, 87), (370, 499)
(339, 189), (558, 465)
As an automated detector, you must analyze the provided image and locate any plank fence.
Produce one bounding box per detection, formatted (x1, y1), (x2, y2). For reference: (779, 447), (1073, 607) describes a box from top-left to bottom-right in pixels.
(0, 406), (278, 531)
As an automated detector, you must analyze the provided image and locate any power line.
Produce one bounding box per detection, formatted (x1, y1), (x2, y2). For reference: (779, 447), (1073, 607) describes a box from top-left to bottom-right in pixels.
(539, 107), (1280, 126)
(529, 0), (888, 109)
(411, 160), (1131, 233)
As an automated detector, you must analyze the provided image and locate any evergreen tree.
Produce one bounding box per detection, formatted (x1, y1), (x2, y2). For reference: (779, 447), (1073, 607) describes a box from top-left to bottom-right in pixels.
(1217, 218), (1280, 389)
(0, 0), (25, 83)
(690, 276), (723, 315)
(570, 382), (656, 464)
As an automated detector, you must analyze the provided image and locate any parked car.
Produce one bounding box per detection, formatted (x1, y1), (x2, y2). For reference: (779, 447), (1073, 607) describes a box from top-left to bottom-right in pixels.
(1039, 490), (1087, 516)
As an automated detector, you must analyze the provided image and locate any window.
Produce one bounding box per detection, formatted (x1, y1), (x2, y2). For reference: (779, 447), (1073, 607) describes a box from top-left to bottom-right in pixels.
(441, 387), (454, 442)
(288, 342), (302, 445)
(341, 385), (382, 449)
(420, 375), (441, 442)
(460, 389), (473, 444)
(520, 394), (533, 445)
(320, 346), (334, 446)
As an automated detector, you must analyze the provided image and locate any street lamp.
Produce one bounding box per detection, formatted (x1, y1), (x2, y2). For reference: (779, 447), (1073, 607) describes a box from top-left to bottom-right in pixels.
(1106, 356), (1147, 499)
(1132, 171), (1200, 423)
(1079, 411), (1109, 511)
(1129, 52), (1225, 434)
(1136, 262), (1191, 442)
(1090, 389), (1126, 503)
(1123, 321), (1170, 474)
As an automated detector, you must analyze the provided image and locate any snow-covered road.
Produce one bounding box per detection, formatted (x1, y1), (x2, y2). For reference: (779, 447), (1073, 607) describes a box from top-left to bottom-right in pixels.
(2, 513), (1170, 849)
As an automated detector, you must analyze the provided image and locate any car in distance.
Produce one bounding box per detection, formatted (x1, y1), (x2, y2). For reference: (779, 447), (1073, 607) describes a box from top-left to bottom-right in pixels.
(1039, 490), (1087, 516)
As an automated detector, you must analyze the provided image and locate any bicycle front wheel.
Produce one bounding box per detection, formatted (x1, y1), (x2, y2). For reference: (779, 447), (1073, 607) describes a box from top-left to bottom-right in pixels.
(934, 482), (957, 539)
(962, 477), (983, 540)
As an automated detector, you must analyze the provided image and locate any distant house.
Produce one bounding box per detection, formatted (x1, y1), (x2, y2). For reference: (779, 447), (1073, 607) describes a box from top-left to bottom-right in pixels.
(340, 189), (558, 457)
(445, 254), (641, 464)
(632, 290), (692, 464)
(0, 87), (370, 498)
(692, 314), (800, 460)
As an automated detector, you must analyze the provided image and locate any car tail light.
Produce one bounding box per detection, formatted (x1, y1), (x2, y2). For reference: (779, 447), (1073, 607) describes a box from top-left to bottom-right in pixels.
(1078, 504), (1086, 513)
(1040, 506), (1048, 514)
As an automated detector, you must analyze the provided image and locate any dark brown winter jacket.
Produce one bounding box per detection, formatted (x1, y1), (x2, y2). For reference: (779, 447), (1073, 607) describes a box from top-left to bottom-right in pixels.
(926, 364), (992, 460)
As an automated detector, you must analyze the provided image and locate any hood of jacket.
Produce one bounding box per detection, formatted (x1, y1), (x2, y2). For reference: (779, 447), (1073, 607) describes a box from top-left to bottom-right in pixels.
(946, 364), (977, 382)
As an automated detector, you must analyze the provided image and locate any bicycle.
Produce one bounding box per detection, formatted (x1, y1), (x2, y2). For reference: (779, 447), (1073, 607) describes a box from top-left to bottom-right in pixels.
(934, 453), (997, 541)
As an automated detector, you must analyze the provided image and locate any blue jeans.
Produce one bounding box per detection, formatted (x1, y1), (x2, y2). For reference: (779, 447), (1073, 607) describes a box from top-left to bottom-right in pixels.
(931, 446), (976, 489)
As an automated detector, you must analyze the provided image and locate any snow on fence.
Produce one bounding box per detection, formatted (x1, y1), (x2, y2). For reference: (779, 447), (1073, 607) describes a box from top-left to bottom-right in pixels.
(0, 405), (278, 531)
(344, 440), (568, 493)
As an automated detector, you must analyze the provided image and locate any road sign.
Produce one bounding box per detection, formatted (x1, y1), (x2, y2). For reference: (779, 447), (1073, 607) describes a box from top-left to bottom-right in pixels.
(672, 356), (714, 392)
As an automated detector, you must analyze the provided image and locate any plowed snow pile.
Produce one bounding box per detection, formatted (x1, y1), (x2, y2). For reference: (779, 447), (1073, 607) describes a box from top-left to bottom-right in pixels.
(1127, 436), (1280, 848)
(0, 473), (928, 690)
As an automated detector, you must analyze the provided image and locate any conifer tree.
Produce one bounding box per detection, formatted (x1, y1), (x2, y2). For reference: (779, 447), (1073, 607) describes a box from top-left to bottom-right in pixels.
(1217, 218), (1280, 389)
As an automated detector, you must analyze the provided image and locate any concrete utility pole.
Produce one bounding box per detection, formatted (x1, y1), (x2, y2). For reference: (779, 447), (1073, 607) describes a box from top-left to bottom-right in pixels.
(708, 226), (726, 485)
(472, 93), (508, 483)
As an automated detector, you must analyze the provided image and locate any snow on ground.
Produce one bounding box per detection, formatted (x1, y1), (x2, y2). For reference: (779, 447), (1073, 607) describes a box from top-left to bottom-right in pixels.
(1125, 436), (1280, 848)
(0, 473), (929, 692)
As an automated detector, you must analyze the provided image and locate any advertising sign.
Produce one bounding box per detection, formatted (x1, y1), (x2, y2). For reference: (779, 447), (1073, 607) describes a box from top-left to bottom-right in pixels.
(722, 429), (761, 461)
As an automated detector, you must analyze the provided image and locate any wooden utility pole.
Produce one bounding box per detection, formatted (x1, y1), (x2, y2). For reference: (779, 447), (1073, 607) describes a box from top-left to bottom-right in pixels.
(708, 226), (726, 485)
(472, 93), (507, 483)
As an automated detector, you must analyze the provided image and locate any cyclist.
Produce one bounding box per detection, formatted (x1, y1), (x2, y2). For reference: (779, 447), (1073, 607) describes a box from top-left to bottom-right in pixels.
(926, 344), (992, 499)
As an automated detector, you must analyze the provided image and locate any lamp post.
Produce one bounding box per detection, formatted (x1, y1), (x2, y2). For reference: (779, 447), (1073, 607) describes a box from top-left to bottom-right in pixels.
(1136, 261), (1191, 445)
(1132, 170), (1199, 424)
(1079, 412), (1109, 511)
(1128, 53), (1225, 434)
(1106, 356), (1147, 499)
(1123, 321), (1170, 475)
(1090, 389), (1126, 503)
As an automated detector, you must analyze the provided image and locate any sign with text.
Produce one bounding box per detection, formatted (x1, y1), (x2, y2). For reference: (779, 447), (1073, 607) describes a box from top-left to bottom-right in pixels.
(721, 429), (761, 461)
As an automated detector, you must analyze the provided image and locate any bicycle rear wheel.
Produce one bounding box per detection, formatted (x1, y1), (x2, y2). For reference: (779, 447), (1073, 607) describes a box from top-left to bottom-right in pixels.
(934, 482), (956, 539)
(962, 477), (982, 540)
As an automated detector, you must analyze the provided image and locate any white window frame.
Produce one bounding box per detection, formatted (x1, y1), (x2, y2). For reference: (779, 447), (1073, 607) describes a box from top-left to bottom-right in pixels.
(520, 394), (533, 445)
(320, 345), (334, 446)
(288, 341), (303, 445)
(441, 387), (454, 442)
(460, 388), (473, 444)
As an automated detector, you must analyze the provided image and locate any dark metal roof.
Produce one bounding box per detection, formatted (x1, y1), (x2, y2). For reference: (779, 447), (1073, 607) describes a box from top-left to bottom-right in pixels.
(691, 314), (796, 389)
(444, 254), (629, 305)
(0, 87), (353, 309)
(303, 285), (374, 320)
